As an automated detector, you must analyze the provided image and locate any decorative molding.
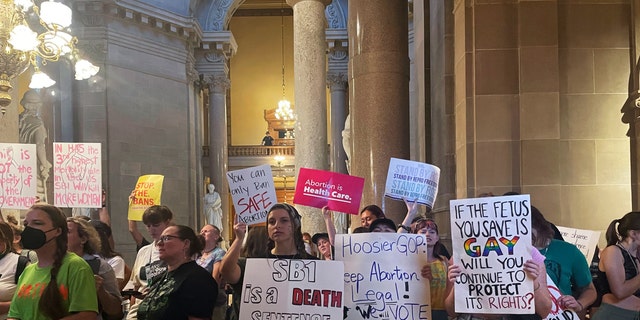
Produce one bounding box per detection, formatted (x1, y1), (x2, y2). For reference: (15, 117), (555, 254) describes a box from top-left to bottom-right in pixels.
(204, 74), (231, 94)
(75, 0), (202, 44)
(326, 72), (347, 91)
(326, 28), (348, 72)
(76, 40), (108, 63)
(325, 1), (345, 29)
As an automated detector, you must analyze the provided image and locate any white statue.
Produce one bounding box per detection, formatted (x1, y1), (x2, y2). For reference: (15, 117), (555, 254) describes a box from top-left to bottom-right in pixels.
(204, 184), (223, 232)
(19, 90), (51, 203)
(341, 114), (351, 174)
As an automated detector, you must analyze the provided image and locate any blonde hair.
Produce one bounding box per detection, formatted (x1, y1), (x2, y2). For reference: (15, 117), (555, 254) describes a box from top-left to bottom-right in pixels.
(67, 217), (101, 255)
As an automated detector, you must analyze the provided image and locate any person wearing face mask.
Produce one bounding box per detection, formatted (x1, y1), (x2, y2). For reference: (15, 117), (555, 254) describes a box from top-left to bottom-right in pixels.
(7, 204), (98, 320)
(123, 205), (173, 320)
(220, 203), (317, 320)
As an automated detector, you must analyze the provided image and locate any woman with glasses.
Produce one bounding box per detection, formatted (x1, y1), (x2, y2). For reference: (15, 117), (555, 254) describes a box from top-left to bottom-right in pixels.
(137, 225), (217, 320)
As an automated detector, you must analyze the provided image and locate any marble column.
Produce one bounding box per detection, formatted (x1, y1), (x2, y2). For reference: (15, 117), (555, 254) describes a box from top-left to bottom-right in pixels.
(287, 0), (331, 234)
(327, 41), (351, 233)
(206, 73), (230, 234)
(327, 75), (348, 172)
(348, 0), (410, 225)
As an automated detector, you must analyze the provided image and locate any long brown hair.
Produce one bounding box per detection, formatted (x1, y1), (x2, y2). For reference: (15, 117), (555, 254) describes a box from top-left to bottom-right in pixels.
(0, 222), (14, 255)
(241, 226), (269, 258)
(266, 203), (309, 257)
(31, 204), (69, 319)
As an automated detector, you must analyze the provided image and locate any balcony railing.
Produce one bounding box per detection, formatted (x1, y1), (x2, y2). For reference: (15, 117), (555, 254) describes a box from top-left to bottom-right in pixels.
(228, 145), (295, 157)
(203, 145), (294, 157)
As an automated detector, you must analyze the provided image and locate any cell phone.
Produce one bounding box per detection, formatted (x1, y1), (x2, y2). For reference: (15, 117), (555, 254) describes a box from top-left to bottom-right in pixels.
(121, 290), (144, 298)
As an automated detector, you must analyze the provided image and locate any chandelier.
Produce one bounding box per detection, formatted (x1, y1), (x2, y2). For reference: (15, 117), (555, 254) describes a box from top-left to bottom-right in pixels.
(0, 0), (99, 113)
(274, 0), (293, 121)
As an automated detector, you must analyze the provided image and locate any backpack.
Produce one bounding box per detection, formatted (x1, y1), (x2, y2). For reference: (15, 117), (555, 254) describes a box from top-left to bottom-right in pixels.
(84, 257), (101, 275)
(14, 255), (29, 284)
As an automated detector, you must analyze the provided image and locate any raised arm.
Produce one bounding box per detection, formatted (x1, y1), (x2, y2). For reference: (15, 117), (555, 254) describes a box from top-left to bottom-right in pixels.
(397, 198), (419, 233)
(127, 190), (146, 247)
(322, 206), (336, 245)
(220, 222), (247, 285)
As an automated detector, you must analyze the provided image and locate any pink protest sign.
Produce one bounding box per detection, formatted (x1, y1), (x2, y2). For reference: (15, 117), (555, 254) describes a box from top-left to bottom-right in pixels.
(53, 143), (102, 208)
(0, 143), (37, 209)
(293, 168), (364, 214)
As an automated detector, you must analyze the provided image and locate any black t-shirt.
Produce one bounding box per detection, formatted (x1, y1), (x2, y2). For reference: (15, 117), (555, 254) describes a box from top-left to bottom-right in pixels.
(137, 260), (218, 320)
(262, 135), (274, 146)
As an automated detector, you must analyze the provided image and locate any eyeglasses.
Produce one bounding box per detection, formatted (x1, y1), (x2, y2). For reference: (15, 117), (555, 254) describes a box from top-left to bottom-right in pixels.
(158, 235), (182, 243)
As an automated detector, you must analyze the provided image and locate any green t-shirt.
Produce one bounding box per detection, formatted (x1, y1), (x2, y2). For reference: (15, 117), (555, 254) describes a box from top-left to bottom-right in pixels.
(8, 252), (99, 320)
(541, 239), (593, 295)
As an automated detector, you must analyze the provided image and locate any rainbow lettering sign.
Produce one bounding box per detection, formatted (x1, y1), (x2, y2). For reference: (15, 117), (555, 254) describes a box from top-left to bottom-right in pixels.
(449, 194), (534, 314)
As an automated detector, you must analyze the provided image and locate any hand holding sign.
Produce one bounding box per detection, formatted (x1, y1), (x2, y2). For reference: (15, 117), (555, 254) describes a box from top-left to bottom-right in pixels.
(226, 164), (277, 226)
(293, 168), (364, 214)
(449, 194), (534, 314)
(385, 158), (440, 210)
(128, 174), (164, 221)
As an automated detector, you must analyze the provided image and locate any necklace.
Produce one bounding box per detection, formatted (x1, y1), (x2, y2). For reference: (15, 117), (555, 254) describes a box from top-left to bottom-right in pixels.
(617, 243), (639, 274)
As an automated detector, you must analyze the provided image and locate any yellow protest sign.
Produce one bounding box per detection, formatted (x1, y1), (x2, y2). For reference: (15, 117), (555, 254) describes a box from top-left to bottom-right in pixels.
(127, 174), (164, 221)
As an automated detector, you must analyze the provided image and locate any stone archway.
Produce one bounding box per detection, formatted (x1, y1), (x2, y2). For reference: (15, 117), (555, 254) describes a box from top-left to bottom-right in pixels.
(195, 0), (346, 32)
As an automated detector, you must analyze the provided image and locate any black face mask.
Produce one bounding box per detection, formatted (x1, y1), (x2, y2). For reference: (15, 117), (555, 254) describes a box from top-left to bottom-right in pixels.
(21, 226), (56, 250)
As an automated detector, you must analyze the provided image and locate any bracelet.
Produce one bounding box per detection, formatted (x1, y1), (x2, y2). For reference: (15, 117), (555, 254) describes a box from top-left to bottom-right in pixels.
(397, 224), (411, 232)
(534, 282), (540, 291)
(576, 301), (584, 312)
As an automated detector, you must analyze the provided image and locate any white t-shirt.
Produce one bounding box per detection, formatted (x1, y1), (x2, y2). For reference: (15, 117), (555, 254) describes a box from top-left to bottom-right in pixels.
(106, 255), (126, 281)
(125, 242), (163, 320)
(0, 253), (20, 319)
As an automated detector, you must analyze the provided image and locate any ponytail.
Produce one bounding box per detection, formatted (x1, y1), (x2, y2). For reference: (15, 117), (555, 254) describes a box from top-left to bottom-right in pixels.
(606, 212), (640, 247)
(605, 219), (620, 247)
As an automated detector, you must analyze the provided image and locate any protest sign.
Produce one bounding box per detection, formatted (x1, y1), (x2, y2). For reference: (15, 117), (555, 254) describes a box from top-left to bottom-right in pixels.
(293, 167), (364, 214)
(240, 259), (344, 320)
(334, 233), (431, 320)
(128, 174), (164, 221)
(544, 274), (579, 320)
(53, 143), (102, 208)
(0, 143), (37, 209)
(449, 194), (534, 314)
(385, 158), (440, 209)
(556, 226), (600, 263)
(227, 164), (278, 225)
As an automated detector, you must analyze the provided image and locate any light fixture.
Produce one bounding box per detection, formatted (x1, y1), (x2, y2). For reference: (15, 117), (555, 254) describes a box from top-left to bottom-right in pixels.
(0, 0), (100, 114)
(274, 1), (294, 121)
